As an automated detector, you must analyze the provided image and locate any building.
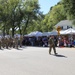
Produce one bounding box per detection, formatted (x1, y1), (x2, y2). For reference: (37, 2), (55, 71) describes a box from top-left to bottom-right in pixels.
(55, 20), (75, 30)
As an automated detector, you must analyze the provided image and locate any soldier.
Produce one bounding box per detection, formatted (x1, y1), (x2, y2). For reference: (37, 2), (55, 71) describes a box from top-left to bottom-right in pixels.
(1, 37), (5, 48)
(15, 35), (19, 49)
(0, 36), (2, 49)
(12, 37), (15, 48)
(48, 36), (57, 55)
(19, 35), (23, 47)
(9, 36), (13, 48)
(5, 37), (9, 49)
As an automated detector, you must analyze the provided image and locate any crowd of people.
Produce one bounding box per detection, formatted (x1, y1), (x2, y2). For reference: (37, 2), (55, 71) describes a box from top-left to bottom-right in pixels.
(23, 36), (57, 47)
(23, 35), (75, 47)
(57, 35), (75, 47)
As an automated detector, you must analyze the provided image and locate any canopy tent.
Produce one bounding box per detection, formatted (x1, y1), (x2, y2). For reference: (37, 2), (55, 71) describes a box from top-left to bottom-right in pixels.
(42, 32), (51, 36)
(42, 31), (58, 36)
(27, 31), (43, 37)
(27, 31), (58, 37)
(49, 31), (58, 35)
(60, 28), (75, 35)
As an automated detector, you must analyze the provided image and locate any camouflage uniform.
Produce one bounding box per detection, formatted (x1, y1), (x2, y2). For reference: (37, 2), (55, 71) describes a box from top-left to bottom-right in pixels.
(19, 35), (23, 47)
(0, 38), (1, 49)
(48, 36), (57, 55)
(1, 37), (5, 48)
(5, 37), (9, 49)
(12, 38), (15, 48)
(9, 37), (13, 48)
(15, 35), (18, 49)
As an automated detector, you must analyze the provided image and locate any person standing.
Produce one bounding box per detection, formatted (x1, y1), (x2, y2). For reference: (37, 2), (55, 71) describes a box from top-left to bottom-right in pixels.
(15, 35), (19, 49)
(48, 36), (57, 55)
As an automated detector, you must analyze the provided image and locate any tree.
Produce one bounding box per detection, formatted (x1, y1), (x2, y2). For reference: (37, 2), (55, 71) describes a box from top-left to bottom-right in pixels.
(62, 0), (75, 19)
(21, 0), (40, 35)
(0, 0), (10, 36)
(26, 12), (44, 33)
(0, 0), (20, 37)
(0, 0), (42, 36)
(41, 2), (66, 32)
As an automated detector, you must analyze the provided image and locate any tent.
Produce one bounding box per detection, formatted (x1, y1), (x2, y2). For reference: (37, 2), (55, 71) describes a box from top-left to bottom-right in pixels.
(42, 32), (51, 36)
(49, 31), (58, 35)
(27, 31), (43, 37)
(60, 28), (75, 35)
(42, 31), (58, 36)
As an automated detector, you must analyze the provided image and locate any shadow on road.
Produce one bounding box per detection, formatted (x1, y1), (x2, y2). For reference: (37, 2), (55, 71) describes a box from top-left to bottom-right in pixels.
(54, 54), (67, 58)
(0, 48), (4, 50)
(16, 48), (23, 50)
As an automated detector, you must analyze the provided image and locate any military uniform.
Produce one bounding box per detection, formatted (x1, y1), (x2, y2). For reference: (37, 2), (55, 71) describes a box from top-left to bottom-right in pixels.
(1, 37), (5, 48)
(9, 37), (13, 48)
(19, 35), (23, 47)
(12, 38), (15, 48)
(15, 35), (18, 49)
(5, 37), (9, 49)
(48, 36), (57, 55)
(0, 38), (1, 49)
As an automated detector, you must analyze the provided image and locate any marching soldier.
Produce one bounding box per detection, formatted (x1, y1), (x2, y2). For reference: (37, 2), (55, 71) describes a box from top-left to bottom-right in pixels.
(15, 35), (19, 49)
(12, 37), (15, 48)
(48, 36), (58, 55)
(1, 37), (5, 48)
(9, 36), (13, 48)
(0, 36), (2, 49)
(5, 37), (9, 49)
(19, 35), (23, 47)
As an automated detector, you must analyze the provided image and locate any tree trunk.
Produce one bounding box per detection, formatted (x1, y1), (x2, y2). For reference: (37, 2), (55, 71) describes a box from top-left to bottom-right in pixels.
(19, 26), (22, 35)
(12, 27), (14, 37)
(6, 28), (9, 35)
(12, 23), (15, 37)
(23, 15), (29, 35)
(18, 23), (22, 35)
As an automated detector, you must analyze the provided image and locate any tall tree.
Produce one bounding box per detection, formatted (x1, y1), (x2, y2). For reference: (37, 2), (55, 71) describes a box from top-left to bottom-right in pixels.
(22, 0), (40, 34)
(62, 0), (75, 19)
(41, 2), (66, 32)
(0, 0), (10, 36)
(0, 0), (20, 37)
(26, 12), (44, 33)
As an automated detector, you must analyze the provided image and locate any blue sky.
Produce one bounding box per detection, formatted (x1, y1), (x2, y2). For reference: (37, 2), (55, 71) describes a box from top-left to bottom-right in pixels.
(39, 0), (60, 14)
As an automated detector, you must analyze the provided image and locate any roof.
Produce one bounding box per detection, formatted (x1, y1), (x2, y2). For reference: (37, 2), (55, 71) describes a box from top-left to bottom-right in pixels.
(55, 20), (73, 27)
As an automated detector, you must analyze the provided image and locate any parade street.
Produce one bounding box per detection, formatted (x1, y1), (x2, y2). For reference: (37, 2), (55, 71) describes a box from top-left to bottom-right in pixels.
(0, 47), (75, 75)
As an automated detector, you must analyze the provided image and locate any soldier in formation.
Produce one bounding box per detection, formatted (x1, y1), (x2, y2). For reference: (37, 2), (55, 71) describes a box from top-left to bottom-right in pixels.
(19, 35), (23, 47)
(0, 35), (23, 49)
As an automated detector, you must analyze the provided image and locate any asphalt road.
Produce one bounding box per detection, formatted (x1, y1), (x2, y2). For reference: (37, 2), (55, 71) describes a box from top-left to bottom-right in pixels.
(0, 47), (75, 75)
